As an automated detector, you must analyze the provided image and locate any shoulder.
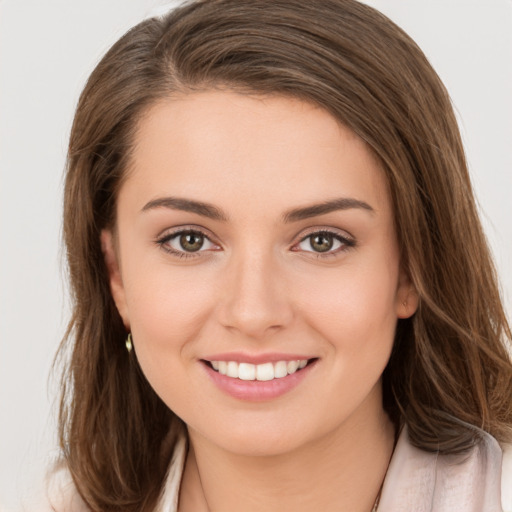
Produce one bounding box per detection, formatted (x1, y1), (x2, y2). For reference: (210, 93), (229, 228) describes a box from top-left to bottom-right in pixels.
(380, 425), (507, 512)
(502, 442), (512, 512)
(34, 424), (188, 512)
(36, 459), (89, 512)
(153, 429), (188, 512)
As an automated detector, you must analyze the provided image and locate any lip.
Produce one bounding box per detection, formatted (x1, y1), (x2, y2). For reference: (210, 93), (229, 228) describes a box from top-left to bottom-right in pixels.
(202, 352), (314, 364)
(200, 357), (318, 402)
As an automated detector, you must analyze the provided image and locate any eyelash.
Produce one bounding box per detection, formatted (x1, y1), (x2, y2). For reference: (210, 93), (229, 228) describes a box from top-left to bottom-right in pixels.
(156, 228), (219, 260)
(293, 229), (356, 258)
(155, 227), (356, 260)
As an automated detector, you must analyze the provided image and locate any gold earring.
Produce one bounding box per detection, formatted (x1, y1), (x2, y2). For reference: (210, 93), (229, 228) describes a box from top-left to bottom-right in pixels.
(125, 333), (133, 353)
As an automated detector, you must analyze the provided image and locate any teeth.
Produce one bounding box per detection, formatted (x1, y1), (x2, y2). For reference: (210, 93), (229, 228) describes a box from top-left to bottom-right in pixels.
(227, 361), (238, 378)
(287, 360), (299, 373)
(209, 359), (309, 381)
(274, 361), (288, 378)
(256, 362), (274, 381)
(239, 363), (256, 381)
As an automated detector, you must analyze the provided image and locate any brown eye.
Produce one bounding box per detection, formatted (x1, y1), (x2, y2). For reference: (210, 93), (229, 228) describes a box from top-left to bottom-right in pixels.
(160, 229), (218, 256)
(179, 232), (204, 252)
(309, 233), (334, 252)
(295, 230), (354, 257)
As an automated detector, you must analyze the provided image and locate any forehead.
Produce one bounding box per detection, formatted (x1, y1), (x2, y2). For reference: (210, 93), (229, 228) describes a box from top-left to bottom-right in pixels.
(123, 90), (391, 220)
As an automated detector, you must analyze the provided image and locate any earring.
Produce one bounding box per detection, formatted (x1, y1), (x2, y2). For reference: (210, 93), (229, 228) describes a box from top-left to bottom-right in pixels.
(125, 333), (133, 353)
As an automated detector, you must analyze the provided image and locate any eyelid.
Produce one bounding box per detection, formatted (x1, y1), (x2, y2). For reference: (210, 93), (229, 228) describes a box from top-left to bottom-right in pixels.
(295, 226), (354, 241)
(155, 224), (218, 242)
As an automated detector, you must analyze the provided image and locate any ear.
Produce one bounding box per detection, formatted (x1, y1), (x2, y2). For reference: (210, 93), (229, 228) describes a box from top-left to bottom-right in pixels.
(101, 229), (130, 330)
(395, 269), (419, 319)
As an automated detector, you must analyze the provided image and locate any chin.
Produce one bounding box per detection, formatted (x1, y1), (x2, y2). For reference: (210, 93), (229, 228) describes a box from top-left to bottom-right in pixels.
(187, 408), (341, 458)
(211, 429), (310, 457)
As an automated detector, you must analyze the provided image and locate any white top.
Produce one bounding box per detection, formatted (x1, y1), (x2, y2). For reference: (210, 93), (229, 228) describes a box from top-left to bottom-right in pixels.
(43, 426), (512, 511)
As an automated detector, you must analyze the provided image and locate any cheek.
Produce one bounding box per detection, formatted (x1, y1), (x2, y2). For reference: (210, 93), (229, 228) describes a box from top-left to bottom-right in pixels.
(298, 259), (400, 355)
(122, 263), (216, 378)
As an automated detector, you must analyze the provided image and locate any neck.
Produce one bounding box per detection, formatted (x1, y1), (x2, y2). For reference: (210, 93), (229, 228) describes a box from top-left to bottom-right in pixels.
(179, 393), (395, 512)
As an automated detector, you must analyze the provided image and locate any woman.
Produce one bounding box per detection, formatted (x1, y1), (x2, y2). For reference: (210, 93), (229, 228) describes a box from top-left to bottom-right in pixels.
(47, 0), (512, 510)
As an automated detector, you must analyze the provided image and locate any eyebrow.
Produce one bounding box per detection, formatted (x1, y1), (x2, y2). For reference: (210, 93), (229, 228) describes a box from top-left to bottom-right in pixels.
(283, 197), (374, 222)
(142, 197), (228, 221)
(141, 196), (374, 222)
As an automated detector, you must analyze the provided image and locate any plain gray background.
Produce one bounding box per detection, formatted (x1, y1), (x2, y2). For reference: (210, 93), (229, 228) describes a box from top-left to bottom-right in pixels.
(1, 1), (511, 509)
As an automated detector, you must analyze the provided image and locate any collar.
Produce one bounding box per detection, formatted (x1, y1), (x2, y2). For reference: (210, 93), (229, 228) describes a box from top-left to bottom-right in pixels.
(154, 425), (504, 512)
(378, 425), (503, 512)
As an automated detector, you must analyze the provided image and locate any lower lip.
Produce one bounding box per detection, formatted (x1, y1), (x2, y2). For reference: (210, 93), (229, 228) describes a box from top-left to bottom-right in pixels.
(201, 360), (317, 401)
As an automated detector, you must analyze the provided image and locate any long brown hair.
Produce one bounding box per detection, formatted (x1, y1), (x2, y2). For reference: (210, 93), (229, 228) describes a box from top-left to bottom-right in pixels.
(59, 0), (512, 509)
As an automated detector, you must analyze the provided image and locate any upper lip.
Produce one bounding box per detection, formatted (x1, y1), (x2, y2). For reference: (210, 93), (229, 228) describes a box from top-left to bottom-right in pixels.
(201, 352), (316, 364)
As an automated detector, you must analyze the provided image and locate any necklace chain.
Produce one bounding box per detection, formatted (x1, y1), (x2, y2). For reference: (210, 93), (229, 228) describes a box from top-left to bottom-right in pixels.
(371, 486), (382, 512)
(195, 443), (388, 512)
(198, 479), (382, 512)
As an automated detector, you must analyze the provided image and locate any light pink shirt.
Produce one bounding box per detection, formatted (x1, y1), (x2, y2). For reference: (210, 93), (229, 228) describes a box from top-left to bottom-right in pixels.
(44, 426), (512, 511)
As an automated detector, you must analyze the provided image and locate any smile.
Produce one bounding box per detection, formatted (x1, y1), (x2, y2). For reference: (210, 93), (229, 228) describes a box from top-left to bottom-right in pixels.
(209, 359), (309, 381)
(201, 353), (318, 401)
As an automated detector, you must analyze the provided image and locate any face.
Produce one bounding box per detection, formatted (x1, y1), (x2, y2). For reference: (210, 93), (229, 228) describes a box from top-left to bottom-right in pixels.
(102, 90), (417, 456)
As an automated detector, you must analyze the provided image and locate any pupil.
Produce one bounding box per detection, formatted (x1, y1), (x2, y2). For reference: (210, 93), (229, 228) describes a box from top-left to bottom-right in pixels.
(180, 233), (203, 252)
(311, 234), (332, 252)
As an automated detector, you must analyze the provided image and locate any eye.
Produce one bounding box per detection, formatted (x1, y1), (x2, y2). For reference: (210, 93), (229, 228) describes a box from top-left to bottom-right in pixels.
(157, 228), (219, 258)
(295, 230), (355, 256)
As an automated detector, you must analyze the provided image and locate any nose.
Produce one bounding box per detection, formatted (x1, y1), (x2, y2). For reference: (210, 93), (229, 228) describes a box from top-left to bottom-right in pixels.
(216, 249), (294, 340)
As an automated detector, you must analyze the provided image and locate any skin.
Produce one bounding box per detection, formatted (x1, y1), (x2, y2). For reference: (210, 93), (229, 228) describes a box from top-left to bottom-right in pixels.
(102, 90), (418, 511)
